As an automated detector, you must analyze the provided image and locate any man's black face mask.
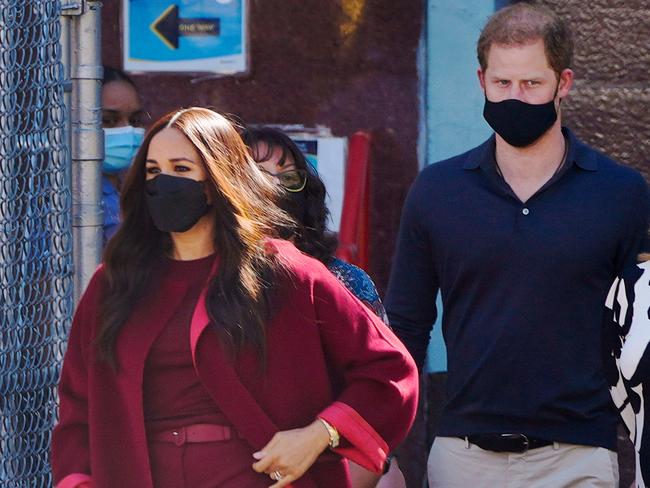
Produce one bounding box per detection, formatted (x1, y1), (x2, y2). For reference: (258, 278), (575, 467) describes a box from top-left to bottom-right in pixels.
(483, 80), (560, 148)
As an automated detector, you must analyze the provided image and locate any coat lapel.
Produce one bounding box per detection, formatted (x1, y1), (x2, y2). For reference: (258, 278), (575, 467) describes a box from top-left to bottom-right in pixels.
(190, 286), (279, 448)
(190, 286), (318, 488)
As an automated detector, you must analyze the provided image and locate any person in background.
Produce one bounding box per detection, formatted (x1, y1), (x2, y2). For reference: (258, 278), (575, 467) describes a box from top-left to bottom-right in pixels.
(51, 107), (418, 488)
(241, 127), (404, 488)
(385, 3), (649, 487)
(101, 66), (148, 244)
(604, 254), (650, 488)
(240, 127), (387, 323)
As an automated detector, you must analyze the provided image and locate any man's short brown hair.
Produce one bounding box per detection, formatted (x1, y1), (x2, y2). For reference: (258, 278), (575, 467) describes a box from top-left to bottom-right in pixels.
(477, 2), (573, 77)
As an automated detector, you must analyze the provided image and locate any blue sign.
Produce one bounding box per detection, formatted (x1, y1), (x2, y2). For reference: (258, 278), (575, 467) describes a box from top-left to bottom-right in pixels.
(124, 0), (248, 74)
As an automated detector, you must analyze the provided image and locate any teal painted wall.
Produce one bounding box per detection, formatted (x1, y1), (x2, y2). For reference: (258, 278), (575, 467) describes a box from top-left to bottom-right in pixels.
(424, 1), (494, 373)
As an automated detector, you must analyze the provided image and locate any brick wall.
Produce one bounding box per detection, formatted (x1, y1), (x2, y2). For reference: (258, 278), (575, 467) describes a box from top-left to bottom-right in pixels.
(542, 0), (650, 182)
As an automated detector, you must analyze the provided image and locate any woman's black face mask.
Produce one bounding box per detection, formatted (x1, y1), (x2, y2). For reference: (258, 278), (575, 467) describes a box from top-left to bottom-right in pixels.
(278, 189), (308, 239)
(145, 174), (209, 233)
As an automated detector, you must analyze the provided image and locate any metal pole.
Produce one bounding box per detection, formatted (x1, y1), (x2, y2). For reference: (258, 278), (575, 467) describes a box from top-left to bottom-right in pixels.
(70, 0), (103, 304)
(61, 3), (73, 245)
(61, 8), (72, 135)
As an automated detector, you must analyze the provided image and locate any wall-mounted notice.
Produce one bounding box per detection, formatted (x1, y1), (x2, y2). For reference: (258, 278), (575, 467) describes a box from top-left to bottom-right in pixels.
(123, 0), (248, 74)
(290, 135), (347, 232)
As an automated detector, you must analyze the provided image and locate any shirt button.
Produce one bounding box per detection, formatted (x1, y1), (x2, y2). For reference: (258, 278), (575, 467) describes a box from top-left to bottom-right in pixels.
(522, 208), (530, 215)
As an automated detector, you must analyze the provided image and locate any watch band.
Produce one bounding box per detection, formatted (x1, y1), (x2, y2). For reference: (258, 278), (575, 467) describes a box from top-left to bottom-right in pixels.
(318, 418), (340, 449)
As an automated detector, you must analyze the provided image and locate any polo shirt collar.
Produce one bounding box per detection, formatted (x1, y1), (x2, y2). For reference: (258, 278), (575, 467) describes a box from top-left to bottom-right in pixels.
(462, 127), (599, 172)
(462, 135), (495, 171)
(564, 127), (598, 171)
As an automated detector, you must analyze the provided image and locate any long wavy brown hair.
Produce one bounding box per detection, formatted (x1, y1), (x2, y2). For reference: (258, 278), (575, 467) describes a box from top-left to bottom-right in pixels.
(99, 107), (293, 365)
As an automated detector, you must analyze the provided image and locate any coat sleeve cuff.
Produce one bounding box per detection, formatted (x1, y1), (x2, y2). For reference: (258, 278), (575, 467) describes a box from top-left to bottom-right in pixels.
(55, 473), (93, 488)
(318, 401), (389, 473)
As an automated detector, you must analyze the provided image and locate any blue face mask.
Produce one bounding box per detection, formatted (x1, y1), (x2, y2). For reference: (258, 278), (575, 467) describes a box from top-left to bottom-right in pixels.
(103, 126), (145, 174)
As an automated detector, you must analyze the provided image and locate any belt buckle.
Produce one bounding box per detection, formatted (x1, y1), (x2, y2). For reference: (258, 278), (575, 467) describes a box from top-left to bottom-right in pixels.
(500, 433), (529, 452)
(171, 427), (186, 446)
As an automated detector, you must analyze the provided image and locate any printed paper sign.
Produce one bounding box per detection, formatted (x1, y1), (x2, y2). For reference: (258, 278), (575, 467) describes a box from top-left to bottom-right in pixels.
(123, 0), (248, 74)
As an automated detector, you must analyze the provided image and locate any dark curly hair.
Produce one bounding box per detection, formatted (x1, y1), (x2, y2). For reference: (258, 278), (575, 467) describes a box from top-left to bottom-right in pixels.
(240, 127), (338, 264)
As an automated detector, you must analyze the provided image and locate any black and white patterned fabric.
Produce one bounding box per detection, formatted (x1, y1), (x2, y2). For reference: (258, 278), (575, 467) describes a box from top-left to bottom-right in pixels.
(605, 261), (650, 488)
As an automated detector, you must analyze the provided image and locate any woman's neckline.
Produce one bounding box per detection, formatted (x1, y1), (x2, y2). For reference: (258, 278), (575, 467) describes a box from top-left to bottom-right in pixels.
(161, 252), (217, 278)
(164, 252), (217, 264)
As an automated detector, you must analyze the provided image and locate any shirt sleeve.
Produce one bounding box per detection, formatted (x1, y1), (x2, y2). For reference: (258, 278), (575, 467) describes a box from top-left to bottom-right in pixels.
(385, 177), (440, 370)
(311, 268), (419, 473)
(51, 269), (103, 486)
(616, 175), (650, 272)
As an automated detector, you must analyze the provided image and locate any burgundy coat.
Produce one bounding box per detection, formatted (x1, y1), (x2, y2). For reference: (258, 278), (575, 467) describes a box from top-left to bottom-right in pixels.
(51, 240), (418, 487)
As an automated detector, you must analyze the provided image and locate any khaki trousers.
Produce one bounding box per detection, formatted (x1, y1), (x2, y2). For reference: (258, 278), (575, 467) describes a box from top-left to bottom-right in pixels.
(428, 436), (619, 488)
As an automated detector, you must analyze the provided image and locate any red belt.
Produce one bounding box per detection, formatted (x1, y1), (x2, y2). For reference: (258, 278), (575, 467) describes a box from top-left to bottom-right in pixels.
(151, 423), (234, 446)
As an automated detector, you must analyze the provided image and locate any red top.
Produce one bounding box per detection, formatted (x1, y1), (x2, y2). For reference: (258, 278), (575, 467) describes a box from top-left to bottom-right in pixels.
(142, 254), (228, 433)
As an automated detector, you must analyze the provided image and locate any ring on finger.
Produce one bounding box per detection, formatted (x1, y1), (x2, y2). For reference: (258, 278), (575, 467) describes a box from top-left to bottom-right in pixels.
(270, 470), (283, 481)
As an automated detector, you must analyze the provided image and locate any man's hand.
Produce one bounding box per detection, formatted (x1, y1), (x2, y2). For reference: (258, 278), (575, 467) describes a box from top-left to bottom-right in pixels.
(252, 419), (331, 487)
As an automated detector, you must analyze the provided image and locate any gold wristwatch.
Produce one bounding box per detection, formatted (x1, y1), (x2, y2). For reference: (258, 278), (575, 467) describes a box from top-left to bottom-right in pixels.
(318, 418), (340, 449)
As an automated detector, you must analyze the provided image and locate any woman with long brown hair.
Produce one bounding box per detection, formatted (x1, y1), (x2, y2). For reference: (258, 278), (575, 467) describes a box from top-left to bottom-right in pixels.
(51, 107), (418, 488)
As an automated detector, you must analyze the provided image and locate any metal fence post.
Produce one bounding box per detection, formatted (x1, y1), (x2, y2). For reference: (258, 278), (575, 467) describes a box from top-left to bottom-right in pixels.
(69, 0), (103, 304)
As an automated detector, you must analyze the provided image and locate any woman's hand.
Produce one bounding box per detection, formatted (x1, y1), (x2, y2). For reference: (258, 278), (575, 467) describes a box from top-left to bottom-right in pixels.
(252, 419), (331, 487)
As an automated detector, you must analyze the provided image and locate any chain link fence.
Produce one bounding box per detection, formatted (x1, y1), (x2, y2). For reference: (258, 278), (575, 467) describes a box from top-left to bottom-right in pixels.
(0, 1), (74, 486)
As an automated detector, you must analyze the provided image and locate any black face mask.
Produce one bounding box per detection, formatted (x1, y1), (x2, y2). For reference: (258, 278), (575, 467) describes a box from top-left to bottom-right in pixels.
(483, 83), (560, 147)
(145, 174), (209, 233)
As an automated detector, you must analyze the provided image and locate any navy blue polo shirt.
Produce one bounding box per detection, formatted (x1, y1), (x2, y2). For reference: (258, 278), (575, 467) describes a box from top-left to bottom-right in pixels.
(385, 128), (649, 449)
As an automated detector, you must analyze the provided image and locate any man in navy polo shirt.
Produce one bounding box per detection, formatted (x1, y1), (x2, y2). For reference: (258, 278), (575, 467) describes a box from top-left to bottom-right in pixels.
(386, 3), (649, 486)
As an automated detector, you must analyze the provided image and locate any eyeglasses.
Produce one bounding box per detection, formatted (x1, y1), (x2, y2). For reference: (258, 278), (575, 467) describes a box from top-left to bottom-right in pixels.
(259, 168), (307, 192)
